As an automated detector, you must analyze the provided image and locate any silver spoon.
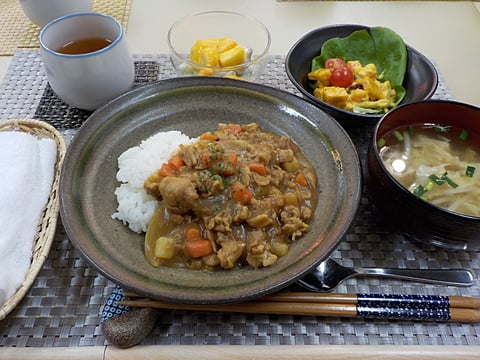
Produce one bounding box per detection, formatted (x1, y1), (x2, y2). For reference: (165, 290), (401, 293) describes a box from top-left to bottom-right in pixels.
(297, 258), (475, 292)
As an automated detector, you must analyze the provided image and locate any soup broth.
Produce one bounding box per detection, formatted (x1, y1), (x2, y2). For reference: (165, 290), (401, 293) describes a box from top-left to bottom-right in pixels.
(378, 123), (480, 217)
(56, 37), (112, 55)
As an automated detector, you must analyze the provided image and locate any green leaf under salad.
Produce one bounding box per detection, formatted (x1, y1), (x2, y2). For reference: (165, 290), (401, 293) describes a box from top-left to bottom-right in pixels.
(311, 27), (408, 113)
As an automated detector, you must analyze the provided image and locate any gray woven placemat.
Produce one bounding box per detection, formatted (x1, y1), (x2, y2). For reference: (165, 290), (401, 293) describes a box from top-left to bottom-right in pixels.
(0, 51), (479, 347)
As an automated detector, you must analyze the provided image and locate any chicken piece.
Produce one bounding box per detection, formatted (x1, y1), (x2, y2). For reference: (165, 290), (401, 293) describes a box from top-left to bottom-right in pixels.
(217, 240), (244, 269)
(252, 172), (271, 186)
(277, 148), (294, 163)
(206, 211), (233, 233)
(158, 176), (199, 214)
(246, 230), (278, 268)
(144, 172), (163, 200)
(219, 139), (249, 152)
(269, 165), (285, 186)
(231, 203), (249, 223)
(280, 205), (309, 240)
(246, 198), (275, 228)
(180, 144), (200, 167)
(202, 253), (221, 267)
(300, 205), (313, 221)
(255, 143), (274, 164)
(193, 170), (224, 196)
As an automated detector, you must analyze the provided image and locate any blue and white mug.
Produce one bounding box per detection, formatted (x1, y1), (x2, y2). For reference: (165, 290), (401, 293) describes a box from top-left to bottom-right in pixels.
(39, 12), (135, 111)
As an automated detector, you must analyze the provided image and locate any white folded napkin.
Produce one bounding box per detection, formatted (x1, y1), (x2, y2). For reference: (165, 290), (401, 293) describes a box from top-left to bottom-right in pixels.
(0, 131), (56, 307)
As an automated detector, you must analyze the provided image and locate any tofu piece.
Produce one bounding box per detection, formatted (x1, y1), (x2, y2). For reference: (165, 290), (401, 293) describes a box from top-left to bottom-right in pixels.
(314, 86), (348, 108)
(308, 68), (332, 87)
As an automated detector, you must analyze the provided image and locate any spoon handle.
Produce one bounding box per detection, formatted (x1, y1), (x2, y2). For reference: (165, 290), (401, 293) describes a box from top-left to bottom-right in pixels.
(358, 268), (475, 286)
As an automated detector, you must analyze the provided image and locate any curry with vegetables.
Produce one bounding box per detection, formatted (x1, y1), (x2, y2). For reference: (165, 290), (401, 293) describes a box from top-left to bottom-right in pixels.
(143, 123), (318, 271)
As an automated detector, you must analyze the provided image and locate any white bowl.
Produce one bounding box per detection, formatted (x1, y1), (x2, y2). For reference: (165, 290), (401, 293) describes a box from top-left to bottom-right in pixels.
(19, 0), (94, 27)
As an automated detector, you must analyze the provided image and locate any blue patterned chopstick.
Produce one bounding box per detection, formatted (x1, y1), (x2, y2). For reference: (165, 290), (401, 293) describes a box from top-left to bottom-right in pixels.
(115, 290), (480, 322)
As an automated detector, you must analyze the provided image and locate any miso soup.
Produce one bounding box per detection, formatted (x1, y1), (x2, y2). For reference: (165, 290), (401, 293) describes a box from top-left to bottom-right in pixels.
(378, 123), (480, 217)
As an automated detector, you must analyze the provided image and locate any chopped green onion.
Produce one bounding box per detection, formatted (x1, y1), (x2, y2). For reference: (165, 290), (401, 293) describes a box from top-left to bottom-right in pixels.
(424, 180), (435, 191)
(466, 165), (476, 177)
(441, 172), (458, 188)
(413, 184), (427, 197)
(431, 125), (452, 133)
(392, 130), (404, 141)
(428, 174), (445, 185)
(459, 129), (470, 141)
(420, 194), (429, 201)
(428, 173), (459, 188)
(377, 138), (386, 148)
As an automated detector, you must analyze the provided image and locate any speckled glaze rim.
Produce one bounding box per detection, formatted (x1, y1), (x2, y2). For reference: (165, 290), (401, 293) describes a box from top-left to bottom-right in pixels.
(59, 76), (362, 304)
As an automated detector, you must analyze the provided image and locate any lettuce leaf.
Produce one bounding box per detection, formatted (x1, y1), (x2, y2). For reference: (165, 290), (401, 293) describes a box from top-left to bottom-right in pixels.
(311, 27), (408, 107)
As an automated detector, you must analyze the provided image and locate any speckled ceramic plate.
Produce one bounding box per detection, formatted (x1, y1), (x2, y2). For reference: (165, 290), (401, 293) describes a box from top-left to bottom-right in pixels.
(59, 77), (362, 304)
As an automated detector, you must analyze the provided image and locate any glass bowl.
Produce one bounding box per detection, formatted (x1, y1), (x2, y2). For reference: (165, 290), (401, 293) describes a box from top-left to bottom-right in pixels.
(167, 11), (271, 81)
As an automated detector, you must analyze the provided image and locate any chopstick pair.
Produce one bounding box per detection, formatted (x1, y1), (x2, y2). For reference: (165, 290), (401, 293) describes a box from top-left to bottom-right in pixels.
(118, 292), (480, 323)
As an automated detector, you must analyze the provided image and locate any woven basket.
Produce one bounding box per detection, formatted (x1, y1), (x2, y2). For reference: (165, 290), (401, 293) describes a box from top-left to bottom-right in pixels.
(0, 119), (66, 320)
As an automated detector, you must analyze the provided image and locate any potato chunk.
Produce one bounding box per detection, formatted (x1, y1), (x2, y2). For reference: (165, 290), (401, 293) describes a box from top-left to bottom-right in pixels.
(154, 237), (175, 259)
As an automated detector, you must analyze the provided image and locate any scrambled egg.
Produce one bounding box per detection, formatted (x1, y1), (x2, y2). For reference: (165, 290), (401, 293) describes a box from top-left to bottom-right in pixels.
(308, 61), (397, 113)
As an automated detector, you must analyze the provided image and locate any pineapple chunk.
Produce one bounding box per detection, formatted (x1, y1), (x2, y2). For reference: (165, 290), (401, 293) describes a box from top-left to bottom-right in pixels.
(217, 38), (238, 53)
(154, 237), (175, 259)
(189, 37), (245, 68)
(201, 46), (220, 67)
(198, 68), (215, 76)
(189, 40), (205, 64)
(219, 45), (245, 67)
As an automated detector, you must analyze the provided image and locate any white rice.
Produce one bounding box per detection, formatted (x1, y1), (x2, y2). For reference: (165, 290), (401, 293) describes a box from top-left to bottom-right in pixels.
(111, 131), (195, 233)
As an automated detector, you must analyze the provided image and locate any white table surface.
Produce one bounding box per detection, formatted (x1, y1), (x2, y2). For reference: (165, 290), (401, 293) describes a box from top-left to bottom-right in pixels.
(1, 1), (479, 105)
(126, 0), (480, 106)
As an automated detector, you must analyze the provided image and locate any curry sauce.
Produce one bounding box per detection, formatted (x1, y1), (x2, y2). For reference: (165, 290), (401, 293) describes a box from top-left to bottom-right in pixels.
(143, 123), (318, 271)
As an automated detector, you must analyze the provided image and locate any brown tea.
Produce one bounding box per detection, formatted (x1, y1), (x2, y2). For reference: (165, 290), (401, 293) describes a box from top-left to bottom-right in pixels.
(56, 37), (113, 55)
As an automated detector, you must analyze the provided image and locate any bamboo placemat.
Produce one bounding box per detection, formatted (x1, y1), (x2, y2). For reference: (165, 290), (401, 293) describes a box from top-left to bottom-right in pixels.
(0, 0), (131, 56)
(0, 51), (479, 347)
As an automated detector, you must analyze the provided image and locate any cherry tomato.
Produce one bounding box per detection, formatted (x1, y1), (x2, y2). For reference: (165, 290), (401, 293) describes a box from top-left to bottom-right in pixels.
(324, 58), (347, 72)
(330, 66), (354, 88)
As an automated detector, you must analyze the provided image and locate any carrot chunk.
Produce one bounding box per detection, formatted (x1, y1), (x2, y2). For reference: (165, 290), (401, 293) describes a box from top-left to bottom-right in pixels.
(184, 239), (213, 258)
(295, 172), (309, 187)
(248, 163), (267, 176)
(158, 163), (178, 177)
(212, 152), (238, 175)
(199, 132), (218, 141)
(168, 153), (186, 169)
(231, 181), (253, 204)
